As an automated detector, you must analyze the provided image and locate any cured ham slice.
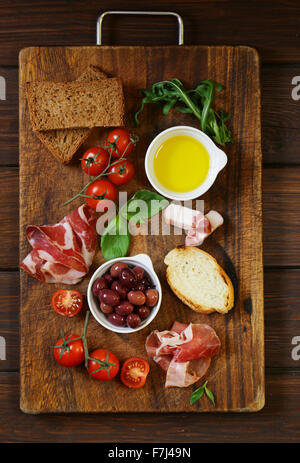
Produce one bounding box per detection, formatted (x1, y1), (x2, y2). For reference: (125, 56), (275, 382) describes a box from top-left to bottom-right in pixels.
(186, 210), (223, 247)
(172, 324), (221, 362)
(20, 205), (97, 284)
(145, 322), (220, 387)
(163, 204), (223, 247)
(165, 357), (211, 388)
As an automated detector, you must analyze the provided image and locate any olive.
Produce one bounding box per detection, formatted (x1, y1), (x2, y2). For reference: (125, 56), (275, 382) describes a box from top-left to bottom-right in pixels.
(133, 266), (144, 281)
(140, 277), (152, 289)
(92, 277), (108, 297)
(137, 306), (151, 320)
(119, 267), (137, 288)
(99, 289), (120, 306)
(111, 280), (128, 299)
(110, 262), (128, 278)
(126, 313), (141, 329)
(145, 289), (159, 307)
(135, 282), (146, 292)
(115, 301), (134, 316)
(108, 313), (126, 327)
(103, 272), (114, 285)
(127, 290), (146, 306)
(100, 302), (114, 314)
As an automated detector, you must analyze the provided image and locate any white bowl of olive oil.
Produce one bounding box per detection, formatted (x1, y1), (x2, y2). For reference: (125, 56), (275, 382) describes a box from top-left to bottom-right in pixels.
(145, 126), (227, 201)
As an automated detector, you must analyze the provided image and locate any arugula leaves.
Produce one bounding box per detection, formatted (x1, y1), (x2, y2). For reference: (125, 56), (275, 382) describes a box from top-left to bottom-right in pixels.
(190, 381), (216, 406)
(133, 78), (233, 146)
(101, 190), (169, 261)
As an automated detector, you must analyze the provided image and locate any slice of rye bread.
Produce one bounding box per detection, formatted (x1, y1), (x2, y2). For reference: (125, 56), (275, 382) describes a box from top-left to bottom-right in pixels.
(164, 246), (234, 314)
(26, 79), (125, 131)
(34, 66), (107, 164)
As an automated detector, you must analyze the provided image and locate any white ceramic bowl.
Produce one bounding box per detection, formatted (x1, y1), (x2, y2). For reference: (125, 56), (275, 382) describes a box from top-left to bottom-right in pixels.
(145, 125), (228, 201)
(87, 254), (162, 334)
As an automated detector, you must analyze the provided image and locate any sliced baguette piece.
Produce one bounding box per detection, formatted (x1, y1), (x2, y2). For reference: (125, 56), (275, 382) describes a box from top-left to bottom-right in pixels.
(34, 66), (107, 164)
(26, 78), (125, 131)
(164, 246), (234, 314)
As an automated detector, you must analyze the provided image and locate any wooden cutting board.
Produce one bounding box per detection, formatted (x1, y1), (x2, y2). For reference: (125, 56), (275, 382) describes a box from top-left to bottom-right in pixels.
(19, 45), (264, 413)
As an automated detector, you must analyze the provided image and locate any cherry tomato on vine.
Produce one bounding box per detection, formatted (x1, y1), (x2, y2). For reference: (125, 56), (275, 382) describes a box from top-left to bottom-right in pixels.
(85, 179), (117, 210)
(120, 357), (150, 389)
(88, 349), (120, 381)
(80, 147), (109, 176)
(105, 128), (136, 158)
(53, 334), (85, 367)
(51, 289), (83, 317)
(108, 159), (135, 186)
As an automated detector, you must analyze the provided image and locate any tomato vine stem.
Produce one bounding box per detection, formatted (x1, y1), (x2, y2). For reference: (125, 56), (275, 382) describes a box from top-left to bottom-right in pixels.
(63, 136), (138, 207)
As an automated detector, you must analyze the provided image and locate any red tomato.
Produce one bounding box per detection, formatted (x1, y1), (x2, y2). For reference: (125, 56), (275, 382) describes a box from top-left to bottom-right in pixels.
(85, 179), (117, 210)
(51, 289), (83, 317)
(120, 357), (150, 389)
(81, 147), (109, 176)
(88, 349), (120, 381)
(54, 334), (85, 367)
(108, 160), (135, 186)
(105, 128), (135, 158)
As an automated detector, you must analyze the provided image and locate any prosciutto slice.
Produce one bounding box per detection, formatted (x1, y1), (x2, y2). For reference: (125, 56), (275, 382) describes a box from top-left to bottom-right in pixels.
(163, 204), (223, 247)
(20, 205), (97, 284)
(145, 322), (220, 387)
(185, 210), (223, 247)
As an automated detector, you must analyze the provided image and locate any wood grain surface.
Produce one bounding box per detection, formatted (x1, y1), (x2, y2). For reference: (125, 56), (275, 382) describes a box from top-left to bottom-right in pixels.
(1, 1), (300, 65)
(0, 0), (299, 442)
(0, 370), (299, 443)
(19, 45), (263, 413)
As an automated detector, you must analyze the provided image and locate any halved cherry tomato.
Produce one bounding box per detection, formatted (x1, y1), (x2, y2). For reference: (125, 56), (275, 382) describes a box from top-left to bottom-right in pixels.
(51, 289), (83, 317)
(120, 357), (150, 389)
(54, 334), (85, 367)
(88, 349), (120, 381)
(85, 179), (117, 210)
(105, 128), (135, 158)
(108, 159), (135, 186)
(81, 147), (109, 176)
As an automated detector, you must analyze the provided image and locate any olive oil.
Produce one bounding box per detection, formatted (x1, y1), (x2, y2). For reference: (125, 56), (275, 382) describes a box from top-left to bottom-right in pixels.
(153, 135), (210, 193)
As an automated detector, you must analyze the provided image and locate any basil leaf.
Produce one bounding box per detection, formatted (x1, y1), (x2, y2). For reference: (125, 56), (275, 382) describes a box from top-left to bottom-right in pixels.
(121, 190), (169, 223)
(190, 386), (205, 405)
(101, 215), (130, 261)
(190, 381), (210, 405)
(100, 189), (168, 260)
(205, 386), (216, 406)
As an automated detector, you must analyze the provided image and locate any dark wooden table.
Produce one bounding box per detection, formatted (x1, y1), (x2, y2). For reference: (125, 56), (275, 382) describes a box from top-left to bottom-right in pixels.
(0, 0), (299, 442)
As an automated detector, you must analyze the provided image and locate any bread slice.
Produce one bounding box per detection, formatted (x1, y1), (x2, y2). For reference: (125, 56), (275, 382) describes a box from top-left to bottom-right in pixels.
(26, 78), (125, 131)
(34, 66), (107, 164)
(164, 246), (234, 314)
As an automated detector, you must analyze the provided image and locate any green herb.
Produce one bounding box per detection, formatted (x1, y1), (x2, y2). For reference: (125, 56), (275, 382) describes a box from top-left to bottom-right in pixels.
(101, 189), (168, 261)
(190, 381), (216, 406)
(101, 215), (130, 261)
(133, 78), (233, 146)
(120, 189), (169, 223)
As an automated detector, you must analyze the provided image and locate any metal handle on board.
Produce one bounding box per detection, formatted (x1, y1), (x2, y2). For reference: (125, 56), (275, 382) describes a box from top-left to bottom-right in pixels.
(96, 10), (184, 45)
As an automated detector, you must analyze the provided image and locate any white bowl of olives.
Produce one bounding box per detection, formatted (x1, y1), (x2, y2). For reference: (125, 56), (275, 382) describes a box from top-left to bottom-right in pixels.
(87, 254), (162, 334)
